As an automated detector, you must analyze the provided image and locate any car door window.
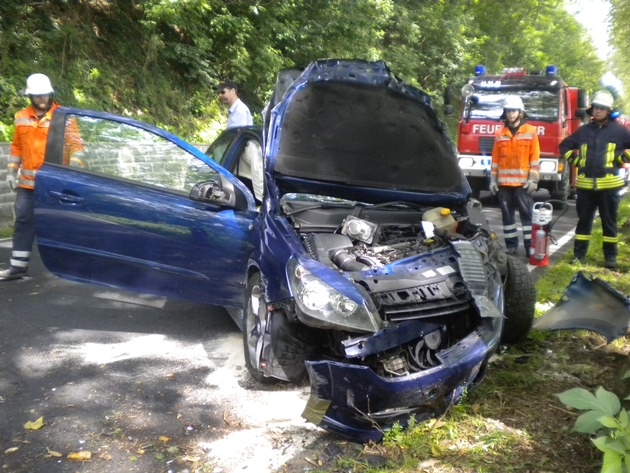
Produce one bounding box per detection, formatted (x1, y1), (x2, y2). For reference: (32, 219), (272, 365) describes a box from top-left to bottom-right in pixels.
(205, 129), (238, 165)
(64, 115), (218, 193)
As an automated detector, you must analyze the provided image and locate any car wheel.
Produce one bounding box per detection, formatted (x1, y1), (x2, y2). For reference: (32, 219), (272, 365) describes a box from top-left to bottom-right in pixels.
(243, 272), (278, 384)
(501, 255), (535, 344)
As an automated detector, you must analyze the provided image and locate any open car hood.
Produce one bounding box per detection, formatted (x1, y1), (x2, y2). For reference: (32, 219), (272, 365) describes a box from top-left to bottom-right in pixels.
(265, 59), (470, 205)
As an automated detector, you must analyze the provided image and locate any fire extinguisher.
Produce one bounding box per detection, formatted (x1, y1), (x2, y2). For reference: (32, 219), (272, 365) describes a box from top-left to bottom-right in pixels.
(530, 202), (553, 266)
(529, 200), (568, 266)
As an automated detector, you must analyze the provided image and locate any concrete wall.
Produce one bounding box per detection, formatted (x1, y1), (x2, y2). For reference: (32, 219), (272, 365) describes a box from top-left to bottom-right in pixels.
(0, 142), (208, 231)
(0, 143), (13, 230)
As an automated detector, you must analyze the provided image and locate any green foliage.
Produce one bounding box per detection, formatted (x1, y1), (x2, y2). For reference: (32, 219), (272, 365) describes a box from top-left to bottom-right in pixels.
(0, 0), (613, 143)
(611, 0), (630, 110)
(557, 372), (630, 473)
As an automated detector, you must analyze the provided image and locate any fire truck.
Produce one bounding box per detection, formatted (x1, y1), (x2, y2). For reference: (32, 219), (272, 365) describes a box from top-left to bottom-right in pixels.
(454, 65), (587, 200)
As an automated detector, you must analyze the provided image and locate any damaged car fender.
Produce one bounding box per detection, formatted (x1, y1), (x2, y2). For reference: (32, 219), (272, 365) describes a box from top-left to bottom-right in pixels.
(533, 271), (630, 343)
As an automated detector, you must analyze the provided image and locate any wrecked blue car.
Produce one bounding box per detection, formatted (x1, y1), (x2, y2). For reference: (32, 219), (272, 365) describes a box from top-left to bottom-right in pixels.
(34, 59), (535, 442)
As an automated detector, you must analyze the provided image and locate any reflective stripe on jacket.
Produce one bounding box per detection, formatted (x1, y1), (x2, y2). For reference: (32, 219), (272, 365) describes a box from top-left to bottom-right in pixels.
(491, 122), (540, 186)
(10, 101), (60, 189)
(559, 119), (630, 190)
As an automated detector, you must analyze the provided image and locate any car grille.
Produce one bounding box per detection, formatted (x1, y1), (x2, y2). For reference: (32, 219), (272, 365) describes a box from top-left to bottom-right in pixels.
(376, 279), (470, 321)
(376, 241), (487, 322)
(479, 136), (495, 155)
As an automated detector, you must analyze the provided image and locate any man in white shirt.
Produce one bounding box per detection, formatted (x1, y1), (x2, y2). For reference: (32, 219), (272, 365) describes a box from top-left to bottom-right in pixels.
(217, 80), (253, 128)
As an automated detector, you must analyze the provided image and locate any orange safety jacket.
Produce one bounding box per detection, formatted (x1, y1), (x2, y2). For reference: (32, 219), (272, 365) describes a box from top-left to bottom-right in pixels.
(8, 101), (83, 190)
(491, 122), (540, 187)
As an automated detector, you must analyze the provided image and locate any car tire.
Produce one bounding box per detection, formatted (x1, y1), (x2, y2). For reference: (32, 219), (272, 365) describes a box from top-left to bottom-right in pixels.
(243, 272), (279, 384)
(501, 255), (535, 344)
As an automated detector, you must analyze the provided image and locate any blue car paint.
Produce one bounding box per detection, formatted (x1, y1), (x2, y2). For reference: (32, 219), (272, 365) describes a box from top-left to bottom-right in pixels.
(34, 59), (513, 443)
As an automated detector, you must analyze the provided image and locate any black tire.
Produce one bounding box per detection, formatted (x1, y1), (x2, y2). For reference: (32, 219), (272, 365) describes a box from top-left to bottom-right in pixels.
(550, 169), (569, 201)
(501, 255), (536, 344)
(243, 272), (278, 384)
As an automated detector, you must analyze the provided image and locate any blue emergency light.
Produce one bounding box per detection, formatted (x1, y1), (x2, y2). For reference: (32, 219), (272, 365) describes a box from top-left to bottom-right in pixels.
(474, 65), (486, 76)
(545, 65), (558, 77)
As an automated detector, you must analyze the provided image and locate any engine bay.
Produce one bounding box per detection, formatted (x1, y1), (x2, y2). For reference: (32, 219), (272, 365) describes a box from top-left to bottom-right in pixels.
(280, 195), (503, 377)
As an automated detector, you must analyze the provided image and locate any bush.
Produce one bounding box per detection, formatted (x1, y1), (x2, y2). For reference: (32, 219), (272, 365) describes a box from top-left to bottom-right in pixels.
(558, 370), (630, 473)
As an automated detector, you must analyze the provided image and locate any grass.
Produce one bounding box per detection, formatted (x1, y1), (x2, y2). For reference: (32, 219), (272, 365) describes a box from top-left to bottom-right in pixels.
(303, 191), (630, 473)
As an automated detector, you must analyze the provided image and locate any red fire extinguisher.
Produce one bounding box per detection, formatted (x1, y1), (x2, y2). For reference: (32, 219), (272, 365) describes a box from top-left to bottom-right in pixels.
(530, 202), (553, 266)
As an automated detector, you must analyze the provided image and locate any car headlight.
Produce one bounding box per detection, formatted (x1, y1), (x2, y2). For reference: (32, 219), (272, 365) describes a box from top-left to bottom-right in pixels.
(287, 259), (382, 333)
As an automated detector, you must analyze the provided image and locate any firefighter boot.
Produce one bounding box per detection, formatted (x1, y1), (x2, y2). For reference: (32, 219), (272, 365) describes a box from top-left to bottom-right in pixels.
(605, 258), (617, 269)
(0, 267), (27, 281)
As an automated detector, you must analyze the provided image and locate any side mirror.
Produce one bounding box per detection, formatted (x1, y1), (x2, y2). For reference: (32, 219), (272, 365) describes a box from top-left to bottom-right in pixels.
(461, 84), (478, 123)
(444, 104), (455, 116)
(443, 86), (453, 105)
(190, 175), (249, 211)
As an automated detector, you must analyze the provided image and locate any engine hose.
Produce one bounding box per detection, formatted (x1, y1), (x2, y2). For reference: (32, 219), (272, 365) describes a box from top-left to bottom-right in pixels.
(330, 249), (370, 271)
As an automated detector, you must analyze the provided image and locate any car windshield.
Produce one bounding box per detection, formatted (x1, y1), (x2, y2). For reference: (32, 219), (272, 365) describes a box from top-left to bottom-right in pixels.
(466, 89), (560, 122)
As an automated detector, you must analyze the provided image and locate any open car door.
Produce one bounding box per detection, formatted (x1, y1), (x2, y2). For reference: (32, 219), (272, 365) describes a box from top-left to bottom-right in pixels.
(35, 107), (258, 307)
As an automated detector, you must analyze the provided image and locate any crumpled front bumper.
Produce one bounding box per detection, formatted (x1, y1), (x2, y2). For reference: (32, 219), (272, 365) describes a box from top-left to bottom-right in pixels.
(302, 317), (502, 443)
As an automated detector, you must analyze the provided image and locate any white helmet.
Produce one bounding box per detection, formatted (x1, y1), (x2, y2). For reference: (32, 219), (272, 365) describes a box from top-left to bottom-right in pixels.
(502, 95), (524, 111)
(591, 90), (614, 110)
(24, 73), (54, 95)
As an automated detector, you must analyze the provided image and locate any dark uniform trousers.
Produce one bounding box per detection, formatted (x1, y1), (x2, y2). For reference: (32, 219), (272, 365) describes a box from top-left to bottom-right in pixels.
(574, 188), (620, 261)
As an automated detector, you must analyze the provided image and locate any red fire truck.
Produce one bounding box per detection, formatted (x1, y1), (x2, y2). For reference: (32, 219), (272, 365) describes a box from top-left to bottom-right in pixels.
(454, 65), (587, 200)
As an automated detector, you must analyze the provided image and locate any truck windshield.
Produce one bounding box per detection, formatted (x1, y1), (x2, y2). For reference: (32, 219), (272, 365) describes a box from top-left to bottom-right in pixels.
(466, 89), (560, 122)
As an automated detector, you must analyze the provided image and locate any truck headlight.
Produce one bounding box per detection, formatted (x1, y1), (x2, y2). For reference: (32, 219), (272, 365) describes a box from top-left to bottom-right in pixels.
(288, 259), (382, 333)
(539, 160), (557, 173)
(458, 157), (474, 168)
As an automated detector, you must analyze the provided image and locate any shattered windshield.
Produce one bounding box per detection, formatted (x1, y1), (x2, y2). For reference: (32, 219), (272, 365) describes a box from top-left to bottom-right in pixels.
(466, 89), (560, 122)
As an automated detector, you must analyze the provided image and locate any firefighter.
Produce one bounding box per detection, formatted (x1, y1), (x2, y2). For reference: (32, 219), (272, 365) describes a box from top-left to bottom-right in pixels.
(559, 90), (630, 269)
(0, 74), (83, 281)
(490, 95), (540, 258)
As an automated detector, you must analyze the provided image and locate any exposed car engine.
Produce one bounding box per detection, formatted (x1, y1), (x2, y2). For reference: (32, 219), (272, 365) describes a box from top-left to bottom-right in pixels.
(280, 195), (506, 378)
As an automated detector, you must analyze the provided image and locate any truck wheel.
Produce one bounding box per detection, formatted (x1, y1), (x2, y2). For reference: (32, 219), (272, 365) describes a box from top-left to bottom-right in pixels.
(501, 255), (535, 344)
(550, 170), (570, 201)
(243, 272), (279, 384)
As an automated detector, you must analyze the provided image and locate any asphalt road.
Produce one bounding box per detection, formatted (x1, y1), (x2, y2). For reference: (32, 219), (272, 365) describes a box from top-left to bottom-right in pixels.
(0, 193), (579, 472)
(0, 240), (320, 472)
